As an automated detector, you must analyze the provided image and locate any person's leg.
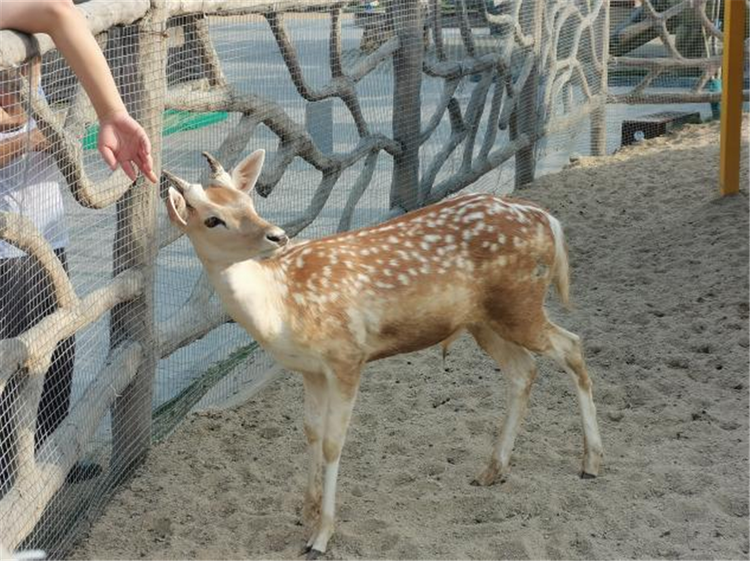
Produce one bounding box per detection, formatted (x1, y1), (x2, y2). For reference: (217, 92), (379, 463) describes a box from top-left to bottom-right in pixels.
(32, 249), (100, 482)
(35, 249), (76, 448)
(0, 255), (37, 492)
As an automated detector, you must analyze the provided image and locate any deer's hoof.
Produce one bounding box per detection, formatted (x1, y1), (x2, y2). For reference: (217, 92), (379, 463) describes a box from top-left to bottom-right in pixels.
(306, 547), (323, 560)
(472, 460), (505, 486)
(580, 471), (597, 480)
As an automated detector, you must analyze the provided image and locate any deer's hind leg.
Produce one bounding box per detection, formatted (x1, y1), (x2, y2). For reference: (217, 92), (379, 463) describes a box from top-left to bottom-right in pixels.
(469, 324), (539, 486)
(540, 322), (603, 478)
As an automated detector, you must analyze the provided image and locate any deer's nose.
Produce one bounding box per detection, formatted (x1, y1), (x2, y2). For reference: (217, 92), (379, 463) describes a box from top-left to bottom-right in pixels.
(266, 231), (288, 247)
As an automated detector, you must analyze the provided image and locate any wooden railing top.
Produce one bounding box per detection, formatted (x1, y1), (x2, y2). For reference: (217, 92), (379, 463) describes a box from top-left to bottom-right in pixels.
(0, 0), (149, 67)
(0, 0), (355, 68)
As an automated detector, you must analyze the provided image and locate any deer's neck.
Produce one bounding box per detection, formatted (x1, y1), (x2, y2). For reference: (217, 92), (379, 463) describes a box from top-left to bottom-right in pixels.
(204, 258), (286, 344)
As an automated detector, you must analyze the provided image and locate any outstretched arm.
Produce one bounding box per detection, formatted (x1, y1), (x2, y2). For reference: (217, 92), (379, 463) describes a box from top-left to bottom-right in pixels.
(0, 0), (157, 182)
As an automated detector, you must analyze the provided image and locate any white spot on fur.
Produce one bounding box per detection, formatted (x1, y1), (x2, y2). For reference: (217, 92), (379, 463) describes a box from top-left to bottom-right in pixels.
(464, 212), (485, 222)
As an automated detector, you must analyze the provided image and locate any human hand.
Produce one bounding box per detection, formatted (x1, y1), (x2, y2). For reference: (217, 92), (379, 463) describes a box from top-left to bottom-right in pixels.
(98, 109), (157, 183)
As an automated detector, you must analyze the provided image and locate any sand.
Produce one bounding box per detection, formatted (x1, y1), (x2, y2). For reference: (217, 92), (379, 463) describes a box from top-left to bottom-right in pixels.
(71, 119), (749, 560)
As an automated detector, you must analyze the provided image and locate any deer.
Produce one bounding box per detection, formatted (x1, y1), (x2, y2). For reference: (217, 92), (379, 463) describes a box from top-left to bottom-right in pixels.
(163, 150), (603, 558)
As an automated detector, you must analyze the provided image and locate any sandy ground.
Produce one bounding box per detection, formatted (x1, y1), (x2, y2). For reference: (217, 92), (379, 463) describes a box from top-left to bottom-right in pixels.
(71, 120), (749, 560)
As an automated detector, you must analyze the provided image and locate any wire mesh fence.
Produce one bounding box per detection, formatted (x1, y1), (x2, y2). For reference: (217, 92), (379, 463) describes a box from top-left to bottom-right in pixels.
(0, 0), (746, 557)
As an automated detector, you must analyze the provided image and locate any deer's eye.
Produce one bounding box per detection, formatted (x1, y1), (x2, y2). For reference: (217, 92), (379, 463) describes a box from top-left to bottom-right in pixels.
(204, 216), (226, 229)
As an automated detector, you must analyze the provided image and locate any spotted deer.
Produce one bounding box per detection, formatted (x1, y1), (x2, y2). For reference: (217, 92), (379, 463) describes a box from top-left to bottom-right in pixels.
(163, 150), (603, 558)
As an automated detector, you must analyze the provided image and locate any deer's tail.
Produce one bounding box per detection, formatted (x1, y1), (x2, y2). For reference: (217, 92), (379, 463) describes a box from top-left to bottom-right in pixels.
(546, 213), (571, 309)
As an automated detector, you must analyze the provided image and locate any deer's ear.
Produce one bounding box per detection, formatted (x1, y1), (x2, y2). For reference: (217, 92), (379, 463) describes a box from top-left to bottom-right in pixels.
(166, 187), (188, 228)
(232, 149), (265, 193)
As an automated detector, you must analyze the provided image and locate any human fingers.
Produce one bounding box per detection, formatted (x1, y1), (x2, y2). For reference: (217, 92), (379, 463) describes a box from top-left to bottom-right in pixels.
(99, 144), (118, 171)
(136, 151), (157, 184)
(120, 159), (137, 181)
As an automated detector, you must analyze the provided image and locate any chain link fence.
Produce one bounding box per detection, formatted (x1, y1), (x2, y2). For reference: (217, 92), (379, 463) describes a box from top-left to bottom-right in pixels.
(0, 0), (746, 557)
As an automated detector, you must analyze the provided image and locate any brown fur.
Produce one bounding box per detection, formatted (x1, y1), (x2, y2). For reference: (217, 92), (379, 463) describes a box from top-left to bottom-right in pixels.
(272, 193), (562, 363)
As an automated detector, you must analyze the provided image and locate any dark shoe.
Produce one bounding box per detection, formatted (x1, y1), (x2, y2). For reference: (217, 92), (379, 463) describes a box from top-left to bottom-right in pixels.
(66, 461), (103, 483)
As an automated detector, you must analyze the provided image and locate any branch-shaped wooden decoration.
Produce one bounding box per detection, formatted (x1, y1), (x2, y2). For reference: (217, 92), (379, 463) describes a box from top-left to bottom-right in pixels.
(0, 210), (142, 551)
(18, 74), (133, 210)
(418, 0), (611, 204)
(0, 213), (77, 311)
(456, 0), (477, 58)
(610, 0), (750, 103)
(157, 271), (230, 360)
(266, 11), (369, 137)
(0, 342), (143, 551)
(337, 150), (380, 232)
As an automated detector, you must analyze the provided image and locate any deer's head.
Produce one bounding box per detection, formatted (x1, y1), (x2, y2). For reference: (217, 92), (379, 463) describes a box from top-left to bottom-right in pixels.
(164, 150), (288, 264)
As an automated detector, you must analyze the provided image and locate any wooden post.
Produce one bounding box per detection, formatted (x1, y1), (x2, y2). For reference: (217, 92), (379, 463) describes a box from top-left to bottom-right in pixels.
(719, 0), (746, 196)
(390, 0), (424, 211)
(591, 0), (610, 157)
(514, 0), (543, 188)
(109, 4), (167, 478)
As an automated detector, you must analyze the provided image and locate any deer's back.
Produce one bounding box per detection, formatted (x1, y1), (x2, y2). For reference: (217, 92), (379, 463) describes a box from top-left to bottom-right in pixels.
(266, 193), (559, 364)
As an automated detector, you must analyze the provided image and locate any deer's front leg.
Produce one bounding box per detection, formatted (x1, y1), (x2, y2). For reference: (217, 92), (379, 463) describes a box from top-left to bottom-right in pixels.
(301, 372), (328, 527)
(305, 363), (361, 559)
